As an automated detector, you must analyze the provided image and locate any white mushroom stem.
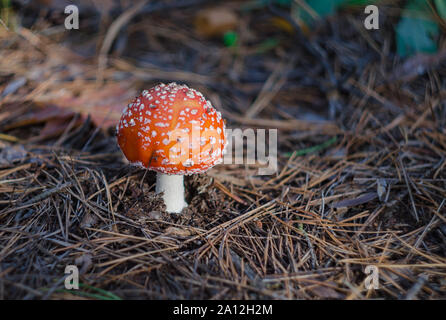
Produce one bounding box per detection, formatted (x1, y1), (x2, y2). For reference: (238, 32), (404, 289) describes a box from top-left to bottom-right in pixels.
(156, 173), (187, 213)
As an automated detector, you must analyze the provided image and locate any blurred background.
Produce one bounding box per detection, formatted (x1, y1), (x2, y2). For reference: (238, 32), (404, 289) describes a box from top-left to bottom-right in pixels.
(0, 0), (445, 300)
(1, 0), (444, 146)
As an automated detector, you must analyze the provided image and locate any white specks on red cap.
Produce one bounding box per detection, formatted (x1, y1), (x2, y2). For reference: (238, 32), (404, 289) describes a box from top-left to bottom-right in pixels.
(117, 82), (226, 175)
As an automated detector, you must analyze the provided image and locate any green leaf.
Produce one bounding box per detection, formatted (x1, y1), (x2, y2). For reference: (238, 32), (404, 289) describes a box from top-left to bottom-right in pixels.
(284, 136), (338, 158)
(344, 0), (378, 5)
(1, 0), (11, 9)
(396, 0), (439, 57)
(78, 283), (122, 300)
(223, 31), (238, 47)
(241, 0), (292, 11)
(293, 0), (378, 26)
(255, 38), (280, 53)
(274, 0), (292, 7)
(434, 0), (446, 20)
(295, 0), (346, 25)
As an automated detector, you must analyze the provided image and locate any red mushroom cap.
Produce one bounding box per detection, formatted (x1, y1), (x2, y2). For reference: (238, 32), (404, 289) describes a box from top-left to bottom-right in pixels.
(117, 83), (226, 175)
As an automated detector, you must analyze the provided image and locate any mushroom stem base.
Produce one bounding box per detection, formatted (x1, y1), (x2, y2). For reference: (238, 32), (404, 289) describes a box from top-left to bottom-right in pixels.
(156, 173), (187, 213)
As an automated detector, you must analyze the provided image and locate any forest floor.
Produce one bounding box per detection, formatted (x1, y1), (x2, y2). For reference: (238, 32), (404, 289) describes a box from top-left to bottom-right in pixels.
(0, 0), (445, 299)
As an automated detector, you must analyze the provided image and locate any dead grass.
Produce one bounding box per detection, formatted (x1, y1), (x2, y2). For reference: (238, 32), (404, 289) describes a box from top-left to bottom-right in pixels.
(0, 0), (445, 299)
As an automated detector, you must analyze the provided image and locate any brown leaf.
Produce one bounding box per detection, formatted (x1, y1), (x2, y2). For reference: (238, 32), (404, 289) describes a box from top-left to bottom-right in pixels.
(0, 145), (27, 164)
(195, 8), (238, 38)
(148, 211), (162, 220)
(32, 115), (84, 142)
(389, 50), (446, 83)
(3, 104), (75, 130)
(165, 226), (192, 237)
(377, 179), (387, 202)
(74, 253), (93, 274)
(80, 212), (98, 229)
(51, 82), (136, 128)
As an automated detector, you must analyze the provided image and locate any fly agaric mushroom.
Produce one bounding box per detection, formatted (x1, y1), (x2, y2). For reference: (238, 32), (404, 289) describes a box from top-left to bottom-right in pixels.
(117, 83), (226, 213)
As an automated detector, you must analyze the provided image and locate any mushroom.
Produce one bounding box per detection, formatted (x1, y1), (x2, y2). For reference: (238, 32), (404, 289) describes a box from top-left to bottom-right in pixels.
(117, 82), (226, 213)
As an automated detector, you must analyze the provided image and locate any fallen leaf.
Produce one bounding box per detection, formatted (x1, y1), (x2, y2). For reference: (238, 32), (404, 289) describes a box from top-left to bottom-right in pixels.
(32, 115), (84, 143)
(165, 226), (192, 237)
(49, 82), (136, 128)
(148, 211), (162, 220)
(0, 145), (27, 164)
(3, 104), (75, 130)
(388, 50), (446, 82)
(195, 8), (238, 38)
(377, 179), (387, 202)
(396, 0), (439, 57)
(80, 212), (98, 229)
(434, 0), (446, 20)
(75, 253), (93, 274)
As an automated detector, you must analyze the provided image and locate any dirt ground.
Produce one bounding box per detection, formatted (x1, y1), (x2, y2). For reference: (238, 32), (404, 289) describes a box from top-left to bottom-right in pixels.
(0, 0), (445, 299)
